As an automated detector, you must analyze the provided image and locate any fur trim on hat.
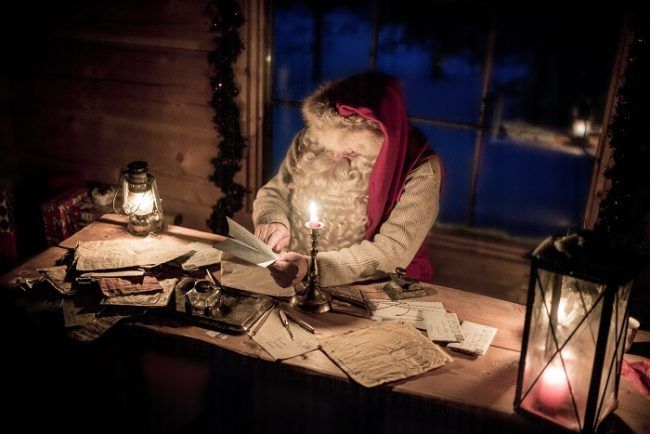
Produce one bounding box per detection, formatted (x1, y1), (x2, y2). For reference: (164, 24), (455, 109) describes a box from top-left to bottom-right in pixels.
(301, 80), (383, 138)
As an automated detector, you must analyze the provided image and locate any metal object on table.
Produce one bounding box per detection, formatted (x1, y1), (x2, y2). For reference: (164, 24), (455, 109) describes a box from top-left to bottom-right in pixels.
(185, 279), (223, 315)
(283, 309), (315, 334)
(173, 277), (273, 334)
(382, 267), (425, 300)
(290, 221), (332, 313)
(278, 309), (294, 340)
(249, 304), (276, 338)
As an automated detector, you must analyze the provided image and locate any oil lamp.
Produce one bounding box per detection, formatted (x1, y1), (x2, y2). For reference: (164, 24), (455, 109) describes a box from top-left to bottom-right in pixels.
(113, 161), (164, 235)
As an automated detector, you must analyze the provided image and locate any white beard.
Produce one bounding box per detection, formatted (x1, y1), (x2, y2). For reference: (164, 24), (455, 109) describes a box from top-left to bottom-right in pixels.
(288, 140), (374, 254)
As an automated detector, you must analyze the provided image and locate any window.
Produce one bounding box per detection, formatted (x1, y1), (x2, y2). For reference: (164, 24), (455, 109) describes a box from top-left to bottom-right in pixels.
(269, 0), (622, 239)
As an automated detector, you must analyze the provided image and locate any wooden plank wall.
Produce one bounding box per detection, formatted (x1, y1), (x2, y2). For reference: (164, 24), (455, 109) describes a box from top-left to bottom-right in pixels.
(427, 231), (531, 305)
(2, 0), (256, 232)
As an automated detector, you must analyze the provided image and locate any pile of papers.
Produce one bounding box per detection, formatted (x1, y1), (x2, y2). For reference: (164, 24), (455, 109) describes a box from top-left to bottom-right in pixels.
(20, 233), (223, 342)
(366, 298), (497, 356)
(72, 235), (220, 308)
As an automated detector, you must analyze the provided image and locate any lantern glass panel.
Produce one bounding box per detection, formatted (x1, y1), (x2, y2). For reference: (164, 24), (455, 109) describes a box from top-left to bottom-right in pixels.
(521, 352), (580, 431)
(521, 270), (553, 396)
(594, 281), (632, 426)
(595, 334), (618, 426)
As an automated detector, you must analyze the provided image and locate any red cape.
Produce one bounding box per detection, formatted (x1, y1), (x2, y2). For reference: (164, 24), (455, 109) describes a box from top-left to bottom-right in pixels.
(335, 72), (439, 282)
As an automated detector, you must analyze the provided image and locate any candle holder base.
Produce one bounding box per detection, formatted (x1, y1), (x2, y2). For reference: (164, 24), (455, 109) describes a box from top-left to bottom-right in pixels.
(290, 291), (332, 314)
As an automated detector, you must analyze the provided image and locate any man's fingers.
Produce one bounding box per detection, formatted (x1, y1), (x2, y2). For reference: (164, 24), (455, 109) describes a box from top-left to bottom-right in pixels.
(278, 251), (304, 262)
(270, 261), (287, 271)
(255, 224), (289, 247)
(276, 236), (290, 251)
(269, 269), (292, 287)
(268, 231), (290, 251)
(256, 226), (266, 241)
(260, 226), (271, 243)
(268, 260), (298, 288)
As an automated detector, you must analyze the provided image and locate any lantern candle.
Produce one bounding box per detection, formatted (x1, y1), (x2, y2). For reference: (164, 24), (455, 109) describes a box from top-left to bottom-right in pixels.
(537, 365), (569, 409)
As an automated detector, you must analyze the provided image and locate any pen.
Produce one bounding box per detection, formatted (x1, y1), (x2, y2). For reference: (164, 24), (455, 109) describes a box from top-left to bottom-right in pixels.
(283, 309), (315, 334)
(205, 268), (221, 288)
(278, 309), (294, 340)
(249, 306), (274, 338)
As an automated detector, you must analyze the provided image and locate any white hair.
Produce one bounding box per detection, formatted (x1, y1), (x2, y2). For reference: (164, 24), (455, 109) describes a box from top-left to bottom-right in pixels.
(288, 133), (375, 254)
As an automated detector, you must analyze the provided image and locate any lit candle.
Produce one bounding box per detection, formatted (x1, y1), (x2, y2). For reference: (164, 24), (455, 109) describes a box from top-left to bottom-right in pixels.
(308, 201), (320, 229)
(537, 365), (569, 409)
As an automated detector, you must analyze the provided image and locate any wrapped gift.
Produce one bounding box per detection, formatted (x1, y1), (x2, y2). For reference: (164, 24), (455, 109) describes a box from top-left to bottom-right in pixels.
(41, 188), (90, 245)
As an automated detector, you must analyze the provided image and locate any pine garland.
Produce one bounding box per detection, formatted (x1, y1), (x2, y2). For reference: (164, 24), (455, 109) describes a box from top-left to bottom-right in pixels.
(204, 0), (246, 234)
(595, 7), (650, 248)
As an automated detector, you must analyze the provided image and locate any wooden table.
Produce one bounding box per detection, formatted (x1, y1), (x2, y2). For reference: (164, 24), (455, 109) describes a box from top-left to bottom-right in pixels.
(2, 214), (648, 434)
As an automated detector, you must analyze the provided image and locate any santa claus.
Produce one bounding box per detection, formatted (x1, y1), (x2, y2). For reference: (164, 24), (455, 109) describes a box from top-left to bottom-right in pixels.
(254, 71), (442, 288)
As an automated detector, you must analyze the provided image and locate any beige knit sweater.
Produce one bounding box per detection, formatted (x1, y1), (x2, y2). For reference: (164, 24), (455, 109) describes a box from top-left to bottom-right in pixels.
(253, 130), (441, 287)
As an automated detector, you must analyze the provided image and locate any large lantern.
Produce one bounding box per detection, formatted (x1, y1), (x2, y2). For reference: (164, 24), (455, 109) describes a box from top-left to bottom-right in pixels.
(113, 161), (164, 235)
(514, 231), (646, 433)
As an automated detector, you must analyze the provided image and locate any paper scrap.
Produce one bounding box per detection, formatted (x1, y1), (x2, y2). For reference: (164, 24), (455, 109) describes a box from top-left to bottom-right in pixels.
(62, 293), (102, 328)
(423, 311), (464, 343)
(252, 308), (319, 360)
(38, 265), (75, 295)
(100, 278), (177, 307)
(368, 300), (445, 329)
(319, 320), (452, 388)
(80, 269), (145, 278)
(67, 309), (138, 342)
(206, 330), (229, 340)
(99, 275), (163, 297)
(221, 254), (294, 297)
(74, 237), (195, 271)
(173, 242), (222, 271)
(447, 321), (497, 356)
(213, 218), (277, 267)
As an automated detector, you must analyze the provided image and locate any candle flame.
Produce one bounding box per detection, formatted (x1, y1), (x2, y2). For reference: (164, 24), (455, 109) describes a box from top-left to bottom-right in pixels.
(558, 299), (568, 324)
(544, 366), (566, 386)
(309, 201), (318, 223)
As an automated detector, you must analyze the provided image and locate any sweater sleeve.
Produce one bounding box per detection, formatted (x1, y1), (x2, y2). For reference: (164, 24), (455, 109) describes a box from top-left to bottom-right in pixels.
(317, 158), (441, 287)
(252, 130), (304, 231)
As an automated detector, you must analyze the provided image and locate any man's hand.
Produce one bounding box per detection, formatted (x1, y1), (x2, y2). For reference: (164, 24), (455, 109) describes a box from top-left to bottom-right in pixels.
(255, 223), (290, 252)
(268, 252), (308, 288)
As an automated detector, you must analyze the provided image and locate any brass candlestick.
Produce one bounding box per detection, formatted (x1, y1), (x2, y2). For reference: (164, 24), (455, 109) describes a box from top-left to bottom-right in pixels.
(290, 221), (331, 313)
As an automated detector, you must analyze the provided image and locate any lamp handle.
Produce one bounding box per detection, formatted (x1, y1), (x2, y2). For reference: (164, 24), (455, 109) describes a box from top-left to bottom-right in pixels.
(112, 170), (128, 215)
